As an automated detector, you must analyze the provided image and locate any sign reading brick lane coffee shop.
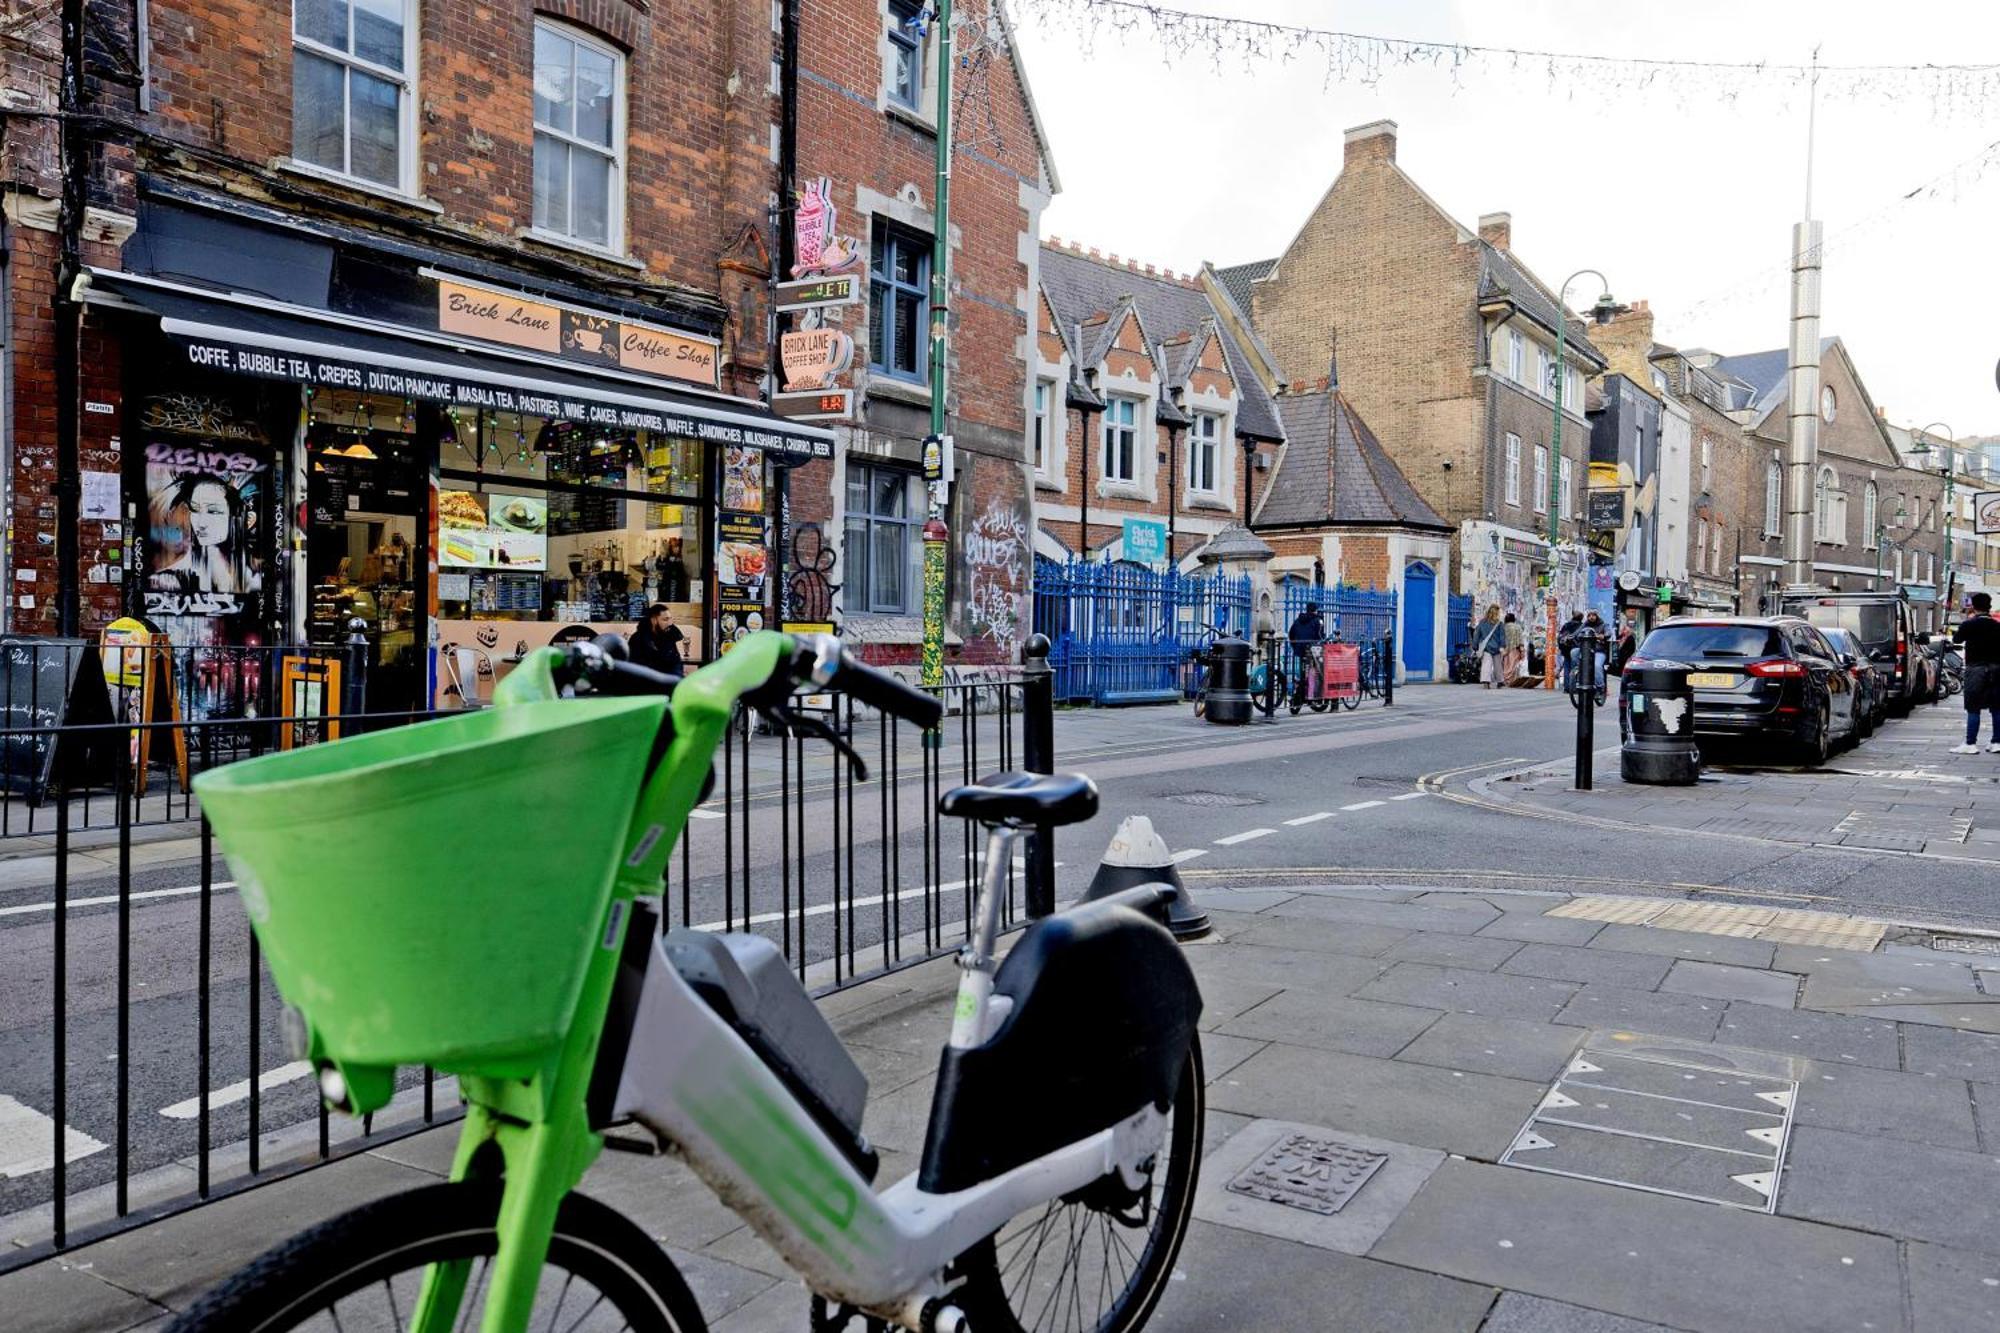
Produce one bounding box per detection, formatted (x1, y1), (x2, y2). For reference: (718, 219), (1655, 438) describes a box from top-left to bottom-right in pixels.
(436, 277), (720, 389)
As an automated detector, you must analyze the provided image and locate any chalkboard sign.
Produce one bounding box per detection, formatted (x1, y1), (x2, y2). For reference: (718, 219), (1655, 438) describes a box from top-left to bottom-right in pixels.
(0, 638), (119, 800)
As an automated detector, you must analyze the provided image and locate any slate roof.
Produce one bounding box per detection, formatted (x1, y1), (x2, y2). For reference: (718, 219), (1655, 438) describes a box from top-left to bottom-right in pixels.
(1193, 522), (1274, 563)
(1477, 242), (1607, 368)
(1260, 389), (1451, 531)
(1712, 340), (1836, 420)
(1213, 258), (1275, 316)
(1040, 245), (1285, 441)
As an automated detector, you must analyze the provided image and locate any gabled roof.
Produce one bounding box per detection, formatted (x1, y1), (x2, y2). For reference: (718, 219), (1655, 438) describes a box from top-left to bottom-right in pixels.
(1213, 258), (1275, 315)
(1077, 295), (1148, 369)
(1477, 242), (1607, 368)
(1714, 337), (1899, 463)
(1040, 244), (1284, 440)
(1259, 389), (1450, 531)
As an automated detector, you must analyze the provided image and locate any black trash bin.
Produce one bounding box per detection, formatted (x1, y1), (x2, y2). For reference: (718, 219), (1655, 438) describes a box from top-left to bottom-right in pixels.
(1205, 638), (1252, 725)
(1621, 660), (1701, 784)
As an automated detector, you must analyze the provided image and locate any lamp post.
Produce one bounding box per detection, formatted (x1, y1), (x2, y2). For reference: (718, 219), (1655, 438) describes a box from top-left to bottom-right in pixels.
(1548, 270), (1617, 548)
(1911, 422), (1957, 615)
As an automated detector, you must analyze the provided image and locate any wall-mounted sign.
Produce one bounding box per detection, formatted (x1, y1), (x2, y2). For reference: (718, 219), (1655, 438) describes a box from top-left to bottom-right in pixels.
(1586, 488), (1626, 530)
(779, 327), (854, 391)
(772, 389), (853, 422)
(434, 276), (720, 388)
(1122, 518), (1168, 568)
(791, 177), (861, 278)
(775, 274), (860, 311)
(1976, 491), (2000, 535)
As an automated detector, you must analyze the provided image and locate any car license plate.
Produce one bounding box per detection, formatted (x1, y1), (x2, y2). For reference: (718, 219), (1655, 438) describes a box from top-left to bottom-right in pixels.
(1686, 671), (1735, 688)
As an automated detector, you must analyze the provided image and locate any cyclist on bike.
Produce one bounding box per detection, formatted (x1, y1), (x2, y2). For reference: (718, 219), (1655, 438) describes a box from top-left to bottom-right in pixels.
(1288, 603), (1326, 703)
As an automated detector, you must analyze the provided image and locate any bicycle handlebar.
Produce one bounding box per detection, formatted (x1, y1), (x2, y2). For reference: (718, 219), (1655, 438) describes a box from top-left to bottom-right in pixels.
(551, 634), (682, 697)
(814, 638), (944, 730)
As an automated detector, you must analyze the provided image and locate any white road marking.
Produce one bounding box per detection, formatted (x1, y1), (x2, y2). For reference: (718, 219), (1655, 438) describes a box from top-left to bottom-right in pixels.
(0, 881), (238, 917)
(686, 807), (725, 820)
(0, 1094), (106, 1178)
(1341, 801), (1386, 811)
(1391, 792), (1428, 801)
(1214, 829), (1276, 846)
(684, 859), (1041, 932)
(160, 1062), (314, 1120)
(1169, 848), (1210, 864)
(1283, 812), (1337, 826)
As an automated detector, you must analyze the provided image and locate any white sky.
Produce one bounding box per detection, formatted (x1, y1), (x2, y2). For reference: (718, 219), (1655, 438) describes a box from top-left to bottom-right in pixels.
(1011, 0), (2000, 440)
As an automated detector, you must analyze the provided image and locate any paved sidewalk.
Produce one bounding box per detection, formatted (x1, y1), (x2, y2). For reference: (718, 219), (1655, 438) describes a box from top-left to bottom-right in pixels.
(10, 879), (2000, 1331)
(1480, 698), (2000, 860)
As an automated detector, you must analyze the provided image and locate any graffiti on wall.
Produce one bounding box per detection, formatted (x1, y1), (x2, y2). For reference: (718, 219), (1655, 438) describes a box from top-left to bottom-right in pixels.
(964, 496), (1029, 644)
(787, 521), (840, 625)
(1465, 537), (1592, 626)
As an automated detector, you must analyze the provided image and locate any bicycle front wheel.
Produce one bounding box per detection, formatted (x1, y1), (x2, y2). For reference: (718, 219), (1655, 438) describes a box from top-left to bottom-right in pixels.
(168, 1181), (707, 1333)
(948, 1037), (1203, 1333)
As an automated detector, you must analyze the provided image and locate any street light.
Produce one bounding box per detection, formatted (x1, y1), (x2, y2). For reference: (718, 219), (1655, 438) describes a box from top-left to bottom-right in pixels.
(1549, 270), (1617, 548)
(1908, 422), (1957, 612)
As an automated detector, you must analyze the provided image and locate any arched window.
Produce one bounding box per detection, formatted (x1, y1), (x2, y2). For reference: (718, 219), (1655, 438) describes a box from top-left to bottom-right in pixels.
(1764, 460), (1782, 536)
(1815, 466), (1837, 542)
(1863, 482), (1878, 548)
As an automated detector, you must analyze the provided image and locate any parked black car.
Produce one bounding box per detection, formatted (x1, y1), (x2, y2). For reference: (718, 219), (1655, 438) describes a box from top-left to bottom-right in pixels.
(1819, 625), (1884, 738)
(1780, 592), (1931, 715)
(1626, 616), (1859, 764)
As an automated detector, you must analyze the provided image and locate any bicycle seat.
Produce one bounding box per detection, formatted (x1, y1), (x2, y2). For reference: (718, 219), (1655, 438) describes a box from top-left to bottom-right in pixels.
(939, 771), (1098, 827)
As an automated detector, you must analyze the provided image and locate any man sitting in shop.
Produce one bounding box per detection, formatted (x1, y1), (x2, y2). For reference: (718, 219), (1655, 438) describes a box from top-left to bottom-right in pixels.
(629, 602), (686, 676)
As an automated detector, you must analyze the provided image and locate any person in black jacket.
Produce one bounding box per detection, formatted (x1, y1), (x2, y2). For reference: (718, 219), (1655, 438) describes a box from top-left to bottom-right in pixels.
(629, 602), (686, 676)
(1951, 592), (2000, 753)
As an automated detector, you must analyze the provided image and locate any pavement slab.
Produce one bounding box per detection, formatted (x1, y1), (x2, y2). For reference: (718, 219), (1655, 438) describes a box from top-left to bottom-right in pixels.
(1796, 951), (1989, 1010)
(1779, 1125), (2000, 1255)
(1190, 977), (1285, 1032)
(1263, 894), (1502, 936)
(1791, 1060), (1981, 1152)
(1660, 959), (1802, 1008)
(1479, 1292), (1692, 1333)
(1502, 942), (1676, 990)
(1219, 911), (1413, 959)
(1381, 930), (1525, 971)
(1712, 1004), (1902, 1069)
(1354, 962), (1579, 1023)
(1585, 923), (1779, 969)
(4, 1259), (164, 1333)
(1906, 1241), (2000, 1331)
(1188, 942), (1389, 997)
(1552, 986), (1727, 1042)
(1394, 1012), (1588, 1083)
(1900, 1024), (2000, 1082)
(1198, 1031), (1270, 1083)
(1191, 1118), (1446, 1256)
(1372, 1159), (1905, 1333)
(1216, 988), (1442, 1058)
(1206, 1042), (1545, 1159)
(1475, 912), (1609, 946)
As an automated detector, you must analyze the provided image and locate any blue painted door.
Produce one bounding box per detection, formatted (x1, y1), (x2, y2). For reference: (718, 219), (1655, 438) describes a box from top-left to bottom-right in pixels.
(1402, 562), (1436, 680)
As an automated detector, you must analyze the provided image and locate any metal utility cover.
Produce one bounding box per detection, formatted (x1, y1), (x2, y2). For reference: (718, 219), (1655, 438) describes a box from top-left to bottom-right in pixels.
(1169, 791), (1263, 807)
(1932, 934), (2000, 957)
(1501, 1045), (1797, 1213)
(1226, 1132), (1388, 1215)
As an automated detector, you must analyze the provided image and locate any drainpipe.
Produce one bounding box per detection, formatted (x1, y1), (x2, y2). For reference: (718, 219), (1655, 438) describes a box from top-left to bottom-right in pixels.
(53, 0), (88, 636)
(770, 0), (799, 630)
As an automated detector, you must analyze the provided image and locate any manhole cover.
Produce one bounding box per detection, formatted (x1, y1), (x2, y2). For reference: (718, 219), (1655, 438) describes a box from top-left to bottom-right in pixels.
(1931, 934), (2000, 956)
(1225, 1133), (1386, 1215)
(1501, 1046), (1797, 1213)
(1169, 791), (1263, 807)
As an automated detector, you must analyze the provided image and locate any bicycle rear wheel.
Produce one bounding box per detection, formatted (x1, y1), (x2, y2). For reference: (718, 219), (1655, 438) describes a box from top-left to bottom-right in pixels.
(947, 1037), (1203, 1333)
(168, 1181), (707, 1333)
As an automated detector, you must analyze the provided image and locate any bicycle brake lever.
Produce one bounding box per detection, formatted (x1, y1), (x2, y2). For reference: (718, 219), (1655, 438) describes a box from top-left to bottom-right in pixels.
(769, 706), (871, 781)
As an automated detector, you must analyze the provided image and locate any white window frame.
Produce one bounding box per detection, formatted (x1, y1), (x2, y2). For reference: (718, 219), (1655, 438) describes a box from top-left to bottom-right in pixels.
(1032, 380), (1054, 480)
(1535, 344), (1553, 400)
(1102, 395), (1140, 484)
(290, 0), (419, 194)
(1700, 437), (1712, 491)
(1188, 411), (1223, 496)
(1506, 329), (1524, 383)
(1504, 433), (1521, 505)
(1533, 444), (1549, 515)
(1695, 519), (1708, 571)
(885, 0), (927, 111)
(1815, 466), (1837, 543)
(1559, 456), (1574, 521)
(1765, 459), (1782, 536)
(1562, 365), (1579, 411)
(1862, 481), (1878, 549)
(529, 20), (627, 255)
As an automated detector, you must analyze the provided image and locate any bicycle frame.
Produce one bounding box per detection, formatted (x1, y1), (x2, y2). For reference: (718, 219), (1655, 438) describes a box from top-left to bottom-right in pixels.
(408, 634), (1169, 1332)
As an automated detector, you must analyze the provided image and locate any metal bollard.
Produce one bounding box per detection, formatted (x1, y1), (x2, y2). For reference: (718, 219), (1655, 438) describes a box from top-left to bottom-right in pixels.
(1382, 629), (1395, 707)
(1204, 638), (1252, 725)
(343, 618), (370, 731)
(1020, 633), (1056, 919)
(1573, 627), (1599, 790)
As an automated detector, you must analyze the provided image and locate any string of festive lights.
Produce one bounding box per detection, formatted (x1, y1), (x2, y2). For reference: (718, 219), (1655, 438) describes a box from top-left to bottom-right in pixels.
(1010, 0), (2000, 116)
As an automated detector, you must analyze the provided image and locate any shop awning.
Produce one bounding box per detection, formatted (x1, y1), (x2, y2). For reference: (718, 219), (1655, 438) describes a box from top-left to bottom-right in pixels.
(84, 269), (836, 459)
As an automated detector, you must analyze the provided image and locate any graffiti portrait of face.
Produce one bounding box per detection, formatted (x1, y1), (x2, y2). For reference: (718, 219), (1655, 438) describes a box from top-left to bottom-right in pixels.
(186, 481), (233, 549)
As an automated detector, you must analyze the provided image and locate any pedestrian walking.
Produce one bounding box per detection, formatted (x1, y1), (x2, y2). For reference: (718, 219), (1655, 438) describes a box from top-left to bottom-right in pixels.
(1501, 612), (1525, 683)
(1950, 591), (2000, 753)
(629, 601), (686, 675)
(1610, 615), (1638, 676)
(1472, 603), (1507, 689)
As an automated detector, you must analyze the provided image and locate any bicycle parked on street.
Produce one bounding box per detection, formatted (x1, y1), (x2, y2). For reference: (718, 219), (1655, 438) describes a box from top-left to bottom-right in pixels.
(170, 631), (1205, 1333)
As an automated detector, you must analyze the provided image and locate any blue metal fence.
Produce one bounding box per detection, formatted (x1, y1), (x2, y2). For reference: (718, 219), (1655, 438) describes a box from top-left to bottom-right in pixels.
(1278, 580), (1399, 648)
(1032, 559), (1252, 704)
(1446, 592), (1474, 657)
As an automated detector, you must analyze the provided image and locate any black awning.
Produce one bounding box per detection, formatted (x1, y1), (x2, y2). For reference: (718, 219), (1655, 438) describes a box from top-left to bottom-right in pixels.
(86, 270), (835, 460)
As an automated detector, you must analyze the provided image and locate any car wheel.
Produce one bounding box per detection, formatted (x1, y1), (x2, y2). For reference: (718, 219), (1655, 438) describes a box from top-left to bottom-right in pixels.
(1803, 701), (1832, 766)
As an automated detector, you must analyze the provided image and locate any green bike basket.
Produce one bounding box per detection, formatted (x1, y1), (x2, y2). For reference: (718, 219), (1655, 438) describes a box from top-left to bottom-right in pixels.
(194, 697), (666, 1080)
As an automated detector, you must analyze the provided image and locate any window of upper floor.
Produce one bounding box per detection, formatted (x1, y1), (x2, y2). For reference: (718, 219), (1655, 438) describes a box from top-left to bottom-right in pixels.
(1188, 411), (1225, 495)
(1506, 328), (1524, 384)
(531, 21), (625, 253)
(1533, 444), (1549, 514)
(292, 0), (417, 193)
(869, 223), (930, 382)
(886, 0), (928, 112)
(1032, 380), (1054, 479)
(1102, 396), (1140, 484)
(1504, 433), (1521, 506)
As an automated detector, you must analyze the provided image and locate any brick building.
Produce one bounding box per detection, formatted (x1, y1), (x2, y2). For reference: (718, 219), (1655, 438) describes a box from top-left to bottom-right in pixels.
(1219, 119), (1608, 624)
(1, 0), (1050, 707)
(1032, 241), (1285, 569)
(1648, 340), (1762, 614)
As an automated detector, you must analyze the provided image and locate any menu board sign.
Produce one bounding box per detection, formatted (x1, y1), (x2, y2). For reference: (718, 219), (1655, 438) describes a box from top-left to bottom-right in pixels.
(438, 489), (549, 571)
(716, 511), (769, 649)
(434, 276), (720, 388)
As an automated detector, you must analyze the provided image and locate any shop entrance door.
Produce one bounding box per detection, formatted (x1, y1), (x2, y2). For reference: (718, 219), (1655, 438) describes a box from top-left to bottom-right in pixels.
(307, 428), (427, 714)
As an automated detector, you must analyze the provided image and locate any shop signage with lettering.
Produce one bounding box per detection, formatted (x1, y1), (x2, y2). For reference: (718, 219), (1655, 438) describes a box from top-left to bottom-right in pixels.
(779, 327), (854, 391)
(774, 274), (860, 311)
(773, 390), (853, 422)
(433, 276), (720, 388)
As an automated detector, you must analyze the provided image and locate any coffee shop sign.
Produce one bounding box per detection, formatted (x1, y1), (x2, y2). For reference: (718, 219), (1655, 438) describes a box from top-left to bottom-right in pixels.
(435, 276), (719, 388)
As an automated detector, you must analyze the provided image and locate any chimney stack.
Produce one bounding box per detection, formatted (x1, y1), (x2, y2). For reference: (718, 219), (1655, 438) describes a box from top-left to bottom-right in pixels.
(1343, 119), (1397, 167)
(1477, 212), (1512, 250)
